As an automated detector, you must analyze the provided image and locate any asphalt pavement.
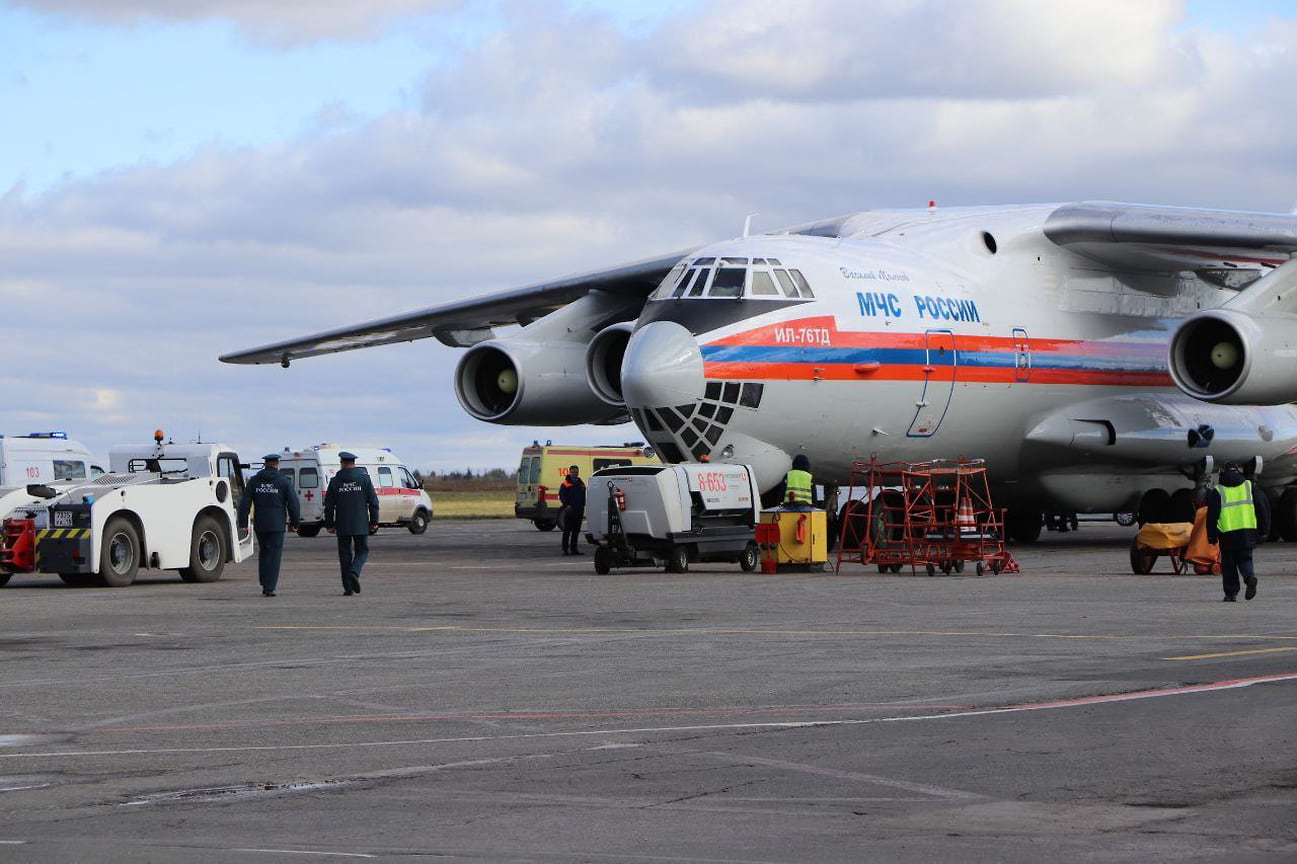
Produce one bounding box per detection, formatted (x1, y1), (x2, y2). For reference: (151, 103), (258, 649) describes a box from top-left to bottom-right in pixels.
(0, 519), (1294, 863)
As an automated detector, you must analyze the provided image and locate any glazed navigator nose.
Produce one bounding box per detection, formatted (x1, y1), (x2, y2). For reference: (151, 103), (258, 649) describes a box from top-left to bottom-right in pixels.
(621, 321), (705, 409)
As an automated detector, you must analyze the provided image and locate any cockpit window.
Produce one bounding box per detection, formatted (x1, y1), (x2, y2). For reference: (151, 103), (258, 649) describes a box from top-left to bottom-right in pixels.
(790, 269), (814, 298)
(709, 267), (745, 298)
(687, 268), (710, 296)
(750, 271), (779, 296)
(774, 269), (797, 297)
(647, 256), (814, 302)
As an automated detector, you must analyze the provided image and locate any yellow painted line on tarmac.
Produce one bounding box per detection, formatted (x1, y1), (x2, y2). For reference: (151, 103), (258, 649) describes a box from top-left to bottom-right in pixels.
(254, 624), (1297, 643)
(1164, 646), (1297, 661)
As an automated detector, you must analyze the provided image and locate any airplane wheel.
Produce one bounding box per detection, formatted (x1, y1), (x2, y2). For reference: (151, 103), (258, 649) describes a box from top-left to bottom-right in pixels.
(1168, 488), (1196, 523)
(1278, 488), (1297, 542)
(594, 547), (612, 575)
(98, 518), (140, 587)
(1129, 538), (1156, 574)
(1006, 508), (1042, 544)
(1137, 488), (1171, 526)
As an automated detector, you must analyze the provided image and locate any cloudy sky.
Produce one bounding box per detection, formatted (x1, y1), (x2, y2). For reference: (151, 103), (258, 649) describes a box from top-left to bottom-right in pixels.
(4, 0), (1297, 473)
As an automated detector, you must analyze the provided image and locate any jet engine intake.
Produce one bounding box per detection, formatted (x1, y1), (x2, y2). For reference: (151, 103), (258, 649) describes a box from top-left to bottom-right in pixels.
(1169, 308), (1297, 405)
(585, 322), (635, 407)
(455, 339), (624, 425)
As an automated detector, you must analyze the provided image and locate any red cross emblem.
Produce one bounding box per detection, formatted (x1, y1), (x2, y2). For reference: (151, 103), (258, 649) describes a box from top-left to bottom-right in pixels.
(304, 491), (314, 501)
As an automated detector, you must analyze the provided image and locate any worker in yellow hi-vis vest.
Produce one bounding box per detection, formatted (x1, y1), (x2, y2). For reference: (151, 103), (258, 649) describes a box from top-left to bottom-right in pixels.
(1206, 461), (1270, 602)
(782, 454), (814, 508)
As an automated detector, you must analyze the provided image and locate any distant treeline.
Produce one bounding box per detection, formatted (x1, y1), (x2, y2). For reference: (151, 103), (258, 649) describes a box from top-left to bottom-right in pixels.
(417, 468), (515, 492)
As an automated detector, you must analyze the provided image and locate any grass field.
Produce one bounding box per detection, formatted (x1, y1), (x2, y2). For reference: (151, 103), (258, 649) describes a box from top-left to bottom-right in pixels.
(431, 490), (515, 519)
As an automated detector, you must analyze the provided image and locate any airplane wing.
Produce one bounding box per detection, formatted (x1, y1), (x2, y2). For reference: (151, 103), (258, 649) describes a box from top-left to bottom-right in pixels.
(1043, 201), (1297, 273)
(219, 248), (695, 365)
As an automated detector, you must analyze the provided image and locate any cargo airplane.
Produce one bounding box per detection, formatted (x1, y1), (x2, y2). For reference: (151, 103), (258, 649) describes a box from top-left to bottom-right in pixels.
(222, 201), (1297, 541)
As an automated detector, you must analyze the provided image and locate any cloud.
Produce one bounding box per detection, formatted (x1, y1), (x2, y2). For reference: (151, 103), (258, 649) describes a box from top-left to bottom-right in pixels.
(8, 0), (462, 44)
(6, 0), (1297, 471)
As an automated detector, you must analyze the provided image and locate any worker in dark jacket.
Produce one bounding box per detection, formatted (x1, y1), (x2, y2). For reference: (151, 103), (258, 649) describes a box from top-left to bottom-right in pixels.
(1206, 461), (1270, 602)
(558, 464), (586, 555)
(237, 453), (301, 597)
(323, 451), (381, 595)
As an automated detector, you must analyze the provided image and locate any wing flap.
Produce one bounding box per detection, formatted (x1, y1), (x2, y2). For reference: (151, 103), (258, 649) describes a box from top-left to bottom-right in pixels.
(220, 248), (694, 365)
(1044, 202), (1297, 272)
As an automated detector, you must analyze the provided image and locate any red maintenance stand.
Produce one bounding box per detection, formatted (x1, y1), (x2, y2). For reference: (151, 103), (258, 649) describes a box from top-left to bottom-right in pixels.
(836, 457), (1018, 576)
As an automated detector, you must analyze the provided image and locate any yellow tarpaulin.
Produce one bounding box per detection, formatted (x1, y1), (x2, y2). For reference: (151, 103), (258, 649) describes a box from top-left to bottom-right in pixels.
(1135, 521), (1193, 550)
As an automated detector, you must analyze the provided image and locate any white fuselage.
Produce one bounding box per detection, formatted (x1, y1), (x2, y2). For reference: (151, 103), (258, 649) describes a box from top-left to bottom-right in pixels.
(619, 205), (1297, 511)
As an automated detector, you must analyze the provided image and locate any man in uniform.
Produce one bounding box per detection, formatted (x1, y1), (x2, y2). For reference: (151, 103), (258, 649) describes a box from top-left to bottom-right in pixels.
(1207, 460), (1269, 602)
(782, 454), (814, 507)
(558, 464), (585, 555)
(236, 453), (301, 597)
(323, 451), (380, 595)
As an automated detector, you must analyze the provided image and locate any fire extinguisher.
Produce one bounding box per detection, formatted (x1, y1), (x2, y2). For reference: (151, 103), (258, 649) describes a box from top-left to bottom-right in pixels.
(796, 514), (807, 544)
(613, 486), (626, 511)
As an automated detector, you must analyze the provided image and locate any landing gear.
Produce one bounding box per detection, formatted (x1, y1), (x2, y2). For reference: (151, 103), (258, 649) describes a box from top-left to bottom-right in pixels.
(1168, 488), (1197, 523)
(1277, 488), (1297, 542)
(1005, 507), (1042, 544)
(1137, 488), (1172, 526)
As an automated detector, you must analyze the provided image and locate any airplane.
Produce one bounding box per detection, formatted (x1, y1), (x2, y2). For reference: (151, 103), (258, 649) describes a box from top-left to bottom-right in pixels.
(221, 200), (1297, 542)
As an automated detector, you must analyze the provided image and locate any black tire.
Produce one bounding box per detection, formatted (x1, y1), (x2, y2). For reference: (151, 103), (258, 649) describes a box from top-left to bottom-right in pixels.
(975, 562), (985, 577)
(1006, 507), (1043, 544)
(888, 563), (902, 574)
(1129, 537), (1155, 574)
(1278, 488), (1297, 543)
(407, 510), (429, 535)
(925, 563), (936, 577)
(1168, 488), (1196, 523)
(1137, 488), (1171, 526)
(296, 524), (322, 538)
(1115, 511), (1137, 527)
(179, 516), (226, 583)
(666, 545), (689, 573)
(534, 519), (557, 532)
(98, 518), (140, 587)
(594, 547), (612, 575)
(0, 570), (10, 587)
(59, 572), (94, 586)
(739, 542), (759, 572)
(953, 559), (964, 573)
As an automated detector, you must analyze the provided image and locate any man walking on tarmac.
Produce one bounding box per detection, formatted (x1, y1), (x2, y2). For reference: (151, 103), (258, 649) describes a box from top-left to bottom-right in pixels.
(323, 451), (380, 596)
(237, 453), (301, 597)
(559, 464), (585, 555)
(1207, 461), (1270, 602)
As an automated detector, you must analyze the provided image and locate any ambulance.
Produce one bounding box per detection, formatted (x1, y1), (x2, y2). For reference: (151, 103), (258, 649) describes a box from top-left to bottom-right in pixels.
(0, 432), (97, 486)
(277, 445), (433, 536)
(515, 442), (658, 531)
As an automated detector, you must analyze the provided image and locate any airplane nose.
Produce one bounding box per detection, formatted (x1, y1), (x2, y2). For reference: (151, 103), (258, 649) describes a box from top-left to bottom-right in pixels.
(622, 321), (705, 408)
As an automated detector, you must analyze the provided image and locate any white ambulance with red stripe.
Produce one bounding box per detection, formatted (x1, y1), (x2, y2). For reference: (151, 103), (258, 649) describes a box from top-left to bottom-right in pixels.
(277, 445), (433, 537)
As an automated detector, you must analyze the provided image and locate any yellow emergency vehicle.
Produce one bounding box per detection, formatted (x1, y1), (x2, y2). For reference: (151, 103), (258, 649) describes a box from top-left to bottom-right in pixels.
(515, 442), (658, 531)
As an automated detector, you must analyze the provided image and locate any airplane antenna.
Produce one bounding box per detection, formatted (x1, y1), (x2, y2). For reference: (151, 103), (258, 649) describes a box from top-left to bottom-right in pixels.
(743, 213), (760, 238)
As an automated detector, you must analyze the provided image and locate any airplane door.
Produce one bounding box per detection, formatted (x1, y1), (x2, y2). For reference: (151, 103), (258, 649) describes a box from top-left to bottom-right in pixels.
(907, 329), (956, 438)
(1012, 327), (1031, 383)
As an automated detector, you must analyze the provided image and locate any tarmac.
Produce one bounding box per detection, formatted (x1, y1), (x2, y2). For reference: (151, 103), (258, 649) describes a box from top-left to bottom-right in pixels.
(1, 518), (1295, 863)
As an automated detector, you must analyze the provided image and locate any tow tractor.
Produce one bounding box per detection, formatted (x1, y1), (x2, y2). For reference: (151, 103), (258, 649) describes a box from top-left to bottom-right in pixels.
(585, 462), (761, 574)
(0, 431), (253, 587)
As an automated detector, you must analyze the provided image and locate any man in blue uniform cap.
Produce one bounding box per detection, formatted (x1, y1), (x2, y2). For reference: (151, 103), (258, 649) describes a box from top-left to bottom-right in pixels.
(323, 451), (380, 595)
(237, 453), (301, 597)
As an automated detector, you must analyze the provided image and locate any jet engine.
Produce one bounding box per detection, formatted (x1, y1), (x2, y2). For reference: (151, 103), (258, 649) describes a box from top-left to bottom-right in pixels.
(455, 339), (625, 425)
(1169, 308), (1297, 405)
(584, 322), (635, 407)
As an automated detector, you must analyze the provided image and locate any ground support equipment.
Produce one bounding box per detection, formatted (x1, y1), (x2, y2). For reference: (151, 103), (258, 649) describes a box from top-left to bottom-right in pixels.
(836, 458), (1019, 576)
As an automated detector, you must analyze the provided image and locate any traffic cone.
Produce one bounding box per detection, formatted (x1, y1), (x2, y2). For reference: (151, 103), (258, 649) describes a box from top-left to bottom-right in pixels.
(956, 498), (976, 535)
